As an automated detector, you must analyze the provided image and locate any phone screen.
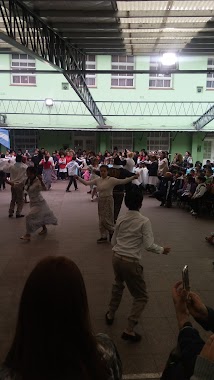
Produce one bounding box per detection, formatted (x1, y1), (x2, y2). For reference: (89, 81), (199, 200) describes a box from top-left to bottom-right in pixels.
(182, 265), (190, 291)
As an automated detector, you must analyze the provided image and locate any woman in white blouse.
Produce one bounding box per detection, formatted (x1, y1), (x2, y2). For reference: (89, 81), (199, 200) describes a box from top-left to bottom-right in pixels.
(158, 151), (169, 176)
(123, 152), (135, 173)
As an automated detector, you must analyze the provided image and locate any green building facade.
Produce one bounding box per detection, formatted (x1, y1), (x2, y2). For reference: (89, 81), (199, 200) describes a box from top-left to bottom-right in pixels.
(1, 53), (214, 163)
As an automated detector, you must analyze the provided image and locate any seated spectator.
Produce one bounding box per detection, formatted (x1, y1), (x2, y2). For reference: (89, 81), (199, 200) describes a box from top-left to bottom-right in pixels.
(190, 176), (207, 216)
(161, 281), (214, 380)
(172, 171), (185, 199)
(177, 175), (197, 204)
(0, 257), (122, 380)
(153, 172), (173, 208)
(205, 167), (214, 185)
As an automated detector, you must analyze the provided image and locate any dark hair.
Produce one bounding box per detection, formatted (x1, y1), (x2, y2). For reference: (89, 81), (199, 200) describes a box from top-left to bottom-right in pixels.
(100, 164), (108, 170)
(1, 154), (5, 158)
(125, 186), (143, 210)
(16, 155), (22, 163)
(114, 156), (122, 166)
(5, 257), (108, 380)
(44, 156), (49, 162)
(198, 176), (206, 183)
(72, 156), (76, 161)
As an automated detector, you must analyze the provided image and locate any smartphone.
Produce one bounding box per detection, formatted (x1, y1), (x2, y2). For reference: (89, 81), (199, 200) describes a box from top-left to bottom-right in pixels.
(182, 265), (190, 291)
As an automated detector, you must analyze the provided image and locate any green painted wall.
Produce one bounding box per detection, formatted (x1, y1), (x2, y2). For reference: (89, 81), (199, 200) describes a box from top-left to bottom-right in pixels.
(1, 53), (214, 131)
(170, 132), (192, 159)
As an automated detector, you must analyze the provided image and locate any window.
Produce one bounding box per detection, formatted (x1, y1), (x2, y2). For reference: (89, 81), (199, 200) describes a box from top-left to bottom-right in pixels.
(147, 132), (171, 152)
(111, 132), (133, 151)
(203, 140), (212, 159)
(111, 55), (134, 88)
(206, 58), (214, 89)
(10, 129), (38, 152)
(85, 55), (96, 87)
(149, 57), (172, 89)
(11, 54), (36, 86)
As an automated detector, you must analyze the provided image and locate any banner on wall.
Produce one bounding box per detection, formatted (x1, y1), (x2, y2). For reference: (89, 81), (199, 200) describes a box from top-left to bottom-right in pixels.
(0, 129), (10, 149)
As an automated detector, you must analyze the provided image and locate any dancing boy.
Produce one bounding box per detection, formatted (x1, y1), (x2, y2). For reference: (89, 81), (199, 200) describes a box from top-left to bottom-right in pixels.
(106, 186), (170, 342)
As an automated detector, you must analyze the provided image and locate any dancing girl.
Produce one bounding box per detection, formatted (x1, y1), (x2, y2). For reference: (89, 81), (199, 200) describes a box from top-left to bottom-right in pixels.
(76, 165), (138, 243)
(20, 167), (58, 241)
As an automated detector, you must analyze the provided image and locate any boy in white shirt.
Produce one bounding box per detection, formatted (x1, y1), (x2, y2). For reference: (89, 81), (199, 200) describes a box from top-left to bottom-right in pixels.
(105, 186), (170, 342)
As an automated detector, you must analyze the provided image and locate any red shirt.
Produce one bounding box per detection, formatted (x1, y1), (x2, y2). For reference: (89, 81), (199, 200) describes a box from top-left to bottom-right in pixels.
(66, 156), (72, 164)
(42, 160), (52, 170)
(59, 158), (67, 169)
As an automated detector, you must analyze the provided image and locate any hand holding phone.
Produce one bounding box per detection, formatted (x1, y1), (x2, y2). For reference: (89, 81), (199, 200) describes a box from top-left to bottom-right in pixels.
(182, 265), (190, 292)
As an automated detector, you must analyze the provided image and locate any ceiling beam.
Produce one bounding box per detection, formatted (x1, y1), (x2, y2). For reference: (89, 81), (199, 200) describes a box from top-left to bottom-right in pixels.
(38, 10), (214, 18)
(53, 23), (121, 31)
(62, 32), (123, 38)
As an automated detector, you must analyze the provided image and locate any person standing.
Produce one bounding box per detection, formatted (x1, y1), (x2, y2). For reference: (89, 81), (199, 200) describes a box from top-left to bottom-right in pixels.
(40, 156), (54, 190)
(158, 151), (169, 176)
(105, 187), (170, 342)
(66, 156), (82, 192)
(20, 167), (58, 241)
(75, 165), (138, 243)
(0, 155), (27, 218)
(58, 154), (67, 180)
(108, 156), (135, 223)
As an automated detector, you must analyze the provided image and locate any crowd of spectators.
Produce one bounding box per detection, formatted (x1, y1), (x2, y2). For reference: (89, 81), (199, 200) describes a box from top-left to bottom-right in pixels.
(0, 146), (214, 379)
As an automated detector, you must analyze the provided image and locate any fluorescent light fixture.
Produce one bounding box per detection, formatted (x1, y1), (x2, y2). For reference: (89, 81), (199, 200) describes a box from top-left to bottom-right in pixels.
(161, 53), (177, 66)
(45, 98), (54, 106)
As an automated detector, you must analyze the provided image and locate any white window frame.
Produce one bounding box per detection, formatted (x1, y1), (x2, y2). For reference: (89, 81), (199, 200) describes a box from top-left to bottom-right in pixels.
(147, 132), (171, 152)
(111, 55), (134, 88)
(111, 132), (133, 151)
(11, 53), (36, 86)
(149, 57), (173, 89)
(206, 58), (214, 89)
(85, 55), (96, 87)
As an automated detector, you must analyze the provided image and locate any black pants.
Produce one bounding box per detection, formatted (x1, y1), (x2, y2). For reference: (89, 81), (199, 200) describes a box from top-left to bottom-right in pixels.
(67, 175), (77, 190)
(190, 198), (200, 213)
(0, 172), (5, 190)
(154, 190), (172, 207)
(59, 172), (66, 180)
(113, 192), (124, 223)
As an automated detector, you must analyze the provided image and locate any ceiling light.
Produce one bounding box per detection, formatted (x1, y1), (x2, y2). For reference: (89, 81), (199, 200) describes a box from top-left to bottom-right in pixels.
(45, 98), (54, 106)
(161, 53), (177, 66)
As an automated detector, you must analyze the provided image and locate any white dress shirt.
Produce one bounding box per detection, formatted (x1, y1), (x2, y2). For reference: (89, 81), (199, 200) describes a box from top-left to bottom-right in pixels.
(1, 162), (27, 185)
(112, 210), (164, 260)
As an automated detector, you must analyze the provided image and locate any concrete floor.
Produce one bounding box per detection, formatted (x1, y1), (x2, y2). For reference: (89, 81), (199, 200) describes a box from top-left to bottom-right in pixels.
(0, 181), (214, 377)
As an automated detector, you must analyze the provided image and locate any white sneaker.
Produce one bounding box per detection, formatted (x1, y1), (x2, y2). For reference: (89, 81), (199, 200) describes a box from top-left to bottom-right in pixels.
(91, 198), (94, 202)
(192, 212), (197, 216)
(190, 209), (194, 214)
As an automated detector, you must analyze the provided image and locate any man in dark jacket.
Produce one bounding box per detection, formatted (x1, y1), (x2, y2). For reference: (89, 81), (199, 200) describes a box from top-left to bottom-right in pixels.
(108, 156), (135, 223)
(153, 172), (173, 207)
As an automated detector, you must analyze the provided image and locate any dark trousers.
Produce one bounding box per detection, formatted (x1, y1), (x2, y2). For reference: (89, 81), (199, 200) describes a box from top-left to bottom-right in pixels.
(190, 198), (200, 213)
(59, 172), (66, 180)
(113, 192), (124, 223)
(67, 175), (77, 190)
(154, 190), (172, 207)
(0, 172), (5, 190)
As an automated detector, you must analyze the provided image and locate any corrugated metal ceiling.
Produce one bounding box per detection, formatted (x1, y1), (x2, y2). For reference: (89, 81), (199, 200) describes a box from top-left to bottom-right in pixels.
(1, 0), (214, 55)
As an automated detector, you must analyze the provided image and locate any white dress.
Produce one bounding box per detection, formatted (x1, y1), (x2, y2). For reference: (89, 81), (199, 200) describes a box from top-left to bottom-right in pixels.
(25, 178), (58, 234)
